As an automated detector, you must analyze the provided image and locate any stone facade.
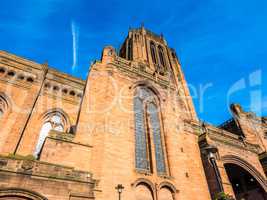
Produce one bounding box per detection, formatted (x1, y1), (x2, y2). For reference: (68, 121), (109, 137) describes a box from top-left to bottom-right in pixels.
(0, 26), (266, 200)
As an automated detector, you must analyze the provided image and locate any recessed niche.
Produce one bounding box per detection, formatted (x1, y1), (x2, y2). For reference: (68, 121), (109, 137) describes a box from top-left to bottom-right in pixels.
(7, 71), (15, 77)
(26, 77), (34, 83)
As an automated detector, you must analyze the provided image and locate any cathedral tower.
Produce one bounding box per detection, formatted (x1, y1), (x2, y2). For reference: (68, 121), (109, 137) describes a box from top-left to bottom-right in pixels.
(1, 26), (267, 200)
(75, 26), (211, 200)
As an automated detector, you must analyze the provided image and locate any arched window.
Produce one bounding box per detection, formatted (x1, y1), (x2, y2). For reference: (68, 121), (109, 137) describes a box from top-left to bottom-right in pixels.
(0, 95), (9, 121)
(134, 87), (167, 174)
(150, 42), (158, 64)
(158, 45), (166, 69)
(34, 112), (66, 159)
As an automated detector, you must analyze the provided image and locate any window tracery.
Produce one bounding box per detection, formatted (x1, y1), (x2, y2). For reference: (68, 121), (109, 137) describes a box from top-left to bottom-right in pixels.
(134, 87), (167, 174)
(34, 112), (66, 159)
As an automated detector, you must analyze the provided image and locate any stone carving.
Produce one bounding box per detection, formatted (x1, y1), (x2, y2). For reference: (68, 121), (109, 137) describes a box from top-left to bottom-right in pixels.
(21, 160), (34, 171)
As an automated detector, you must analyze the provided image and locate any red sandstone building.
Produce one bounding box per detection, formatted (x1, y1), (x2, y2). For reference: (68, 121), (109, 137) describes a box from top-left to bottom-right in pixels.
(0, 27), (266, 200)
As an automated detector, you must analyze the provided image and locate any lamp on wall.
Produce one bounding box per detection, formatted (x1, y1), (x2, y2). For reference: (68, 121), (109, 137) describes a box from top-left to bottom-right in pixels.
(202, 145), (224, 193)
(115, 184), (124, 200)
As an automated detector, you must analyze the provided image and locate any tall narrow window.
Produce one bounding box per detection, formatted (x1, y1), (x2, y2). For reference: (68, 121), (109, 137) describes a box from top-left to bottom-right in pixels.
(158, 45), (166, 69)
(150, 42), (157, 64)
(127, 38), (133, 60)
(34, 112), (65, 159)
(134, 95), (150, 171)
(134, 87), (167, 174)
(147, 102), (166, 174)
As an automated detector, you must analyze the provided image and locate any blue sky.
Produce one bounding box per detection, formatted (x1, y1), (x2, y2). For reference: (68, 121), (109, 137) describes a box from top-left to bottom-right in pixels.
(0, 0), (266, 125)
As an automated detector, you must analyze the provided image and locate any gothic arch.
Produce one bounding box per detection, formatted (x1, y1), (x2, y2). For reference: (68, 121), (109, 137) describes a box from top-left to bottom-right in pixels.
(0, 92), (12, 124)
(222, 155), (267, 192)
(0, 188), (47, 200)
(133, 85), (168, 174)
(130, 80), (165, 103)
(34, 108), (72, 158)
(0, 92), (12, 111)
(39, 108), (71, 132)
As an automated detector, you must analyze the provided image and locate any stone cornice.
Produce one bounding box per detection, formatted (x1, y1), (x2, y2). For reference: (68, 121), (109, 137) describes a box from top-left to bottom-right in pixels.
(184, 120), (262, 154)
(0, 77), (32, 90)
(0, 50), (45, 72)
(206, 130), (260, 154)
(0, 50), (85, 89)
(0, 156), (95, 184)
(41, 91), (81, 106)
(47, 130), (93, 148)
(46, 68), (85, 89)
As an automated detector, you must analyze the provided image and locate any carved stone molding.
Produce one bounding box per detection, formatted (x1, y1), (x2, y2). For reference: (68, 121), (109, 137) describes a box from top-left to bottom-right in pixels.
(0, 188), (48, 200)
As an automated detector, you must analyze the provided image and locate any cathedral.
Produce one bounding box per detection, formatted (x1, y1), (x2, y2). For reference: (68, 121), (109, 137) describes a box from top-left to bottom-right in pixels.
(0, 26), (266, 200)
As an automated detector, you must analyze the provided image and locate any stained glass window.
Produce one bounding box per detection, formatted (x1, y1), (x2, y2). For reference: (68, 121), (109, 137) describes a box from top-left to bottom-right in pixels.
(134, 87), (166, 174)
(134, 96), (149, 170)
(148, 102), (166, 174)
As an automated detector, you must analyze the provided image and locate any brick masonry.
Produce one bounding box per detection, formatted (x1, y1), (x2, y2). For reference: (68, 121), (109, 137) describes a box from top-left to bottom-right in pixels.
(0, 27), (266, 200)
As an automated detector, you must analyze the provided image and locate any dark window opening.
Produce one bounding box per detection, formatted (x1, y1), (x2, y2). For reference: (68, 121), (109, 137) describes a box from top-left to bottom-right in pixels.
(44, 83), (51, 88)
(158, 46), (166, 68)
(150, 42), (157, 64)
(53, 86), (59, 91)
(7, 71), (15, 77)
(26, 77), (34, 83)
(69, 91), (76, 96)
(0, 68), (6, 74)
(127, 38), (133, 60)
(18, 75), (25, 80)
(62, 88), (68, 94)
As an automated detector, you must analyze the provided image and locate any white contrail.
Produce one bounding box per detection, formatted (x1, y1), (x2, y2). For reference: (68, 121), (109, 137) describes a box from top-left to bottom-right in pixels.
(71, 20), (79, 71)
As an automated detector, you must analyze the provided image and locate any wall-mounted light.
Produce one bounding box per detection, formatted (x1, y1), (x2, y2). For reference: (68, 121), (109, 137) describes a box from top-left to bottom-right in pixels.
(115, 184), (124, 200)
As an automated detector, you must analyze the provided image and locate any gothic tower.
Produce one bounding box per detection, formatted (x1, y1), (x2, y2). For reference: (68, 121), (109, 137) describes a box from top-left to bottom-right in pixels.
(1, 26), (267, 200)
(74, 26), (211, 200)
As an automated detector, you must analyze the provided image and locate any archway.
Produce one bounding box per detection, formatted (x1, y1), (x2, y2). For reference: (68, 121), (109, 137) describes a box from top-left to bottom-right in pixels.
(134, 183), (154, 200)
(158, 187), (174, 200)
(0, 196), (32, 199)
(224, 163), (267, 200)
(0, 188), (47, 200)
